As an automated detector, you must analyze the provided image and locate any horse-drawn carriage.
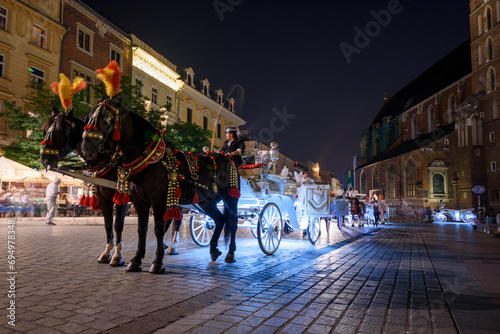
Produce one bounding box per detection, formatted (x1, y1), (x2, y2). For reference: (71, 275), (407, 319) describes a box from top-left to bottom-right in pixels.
(186, 144), (348, 255)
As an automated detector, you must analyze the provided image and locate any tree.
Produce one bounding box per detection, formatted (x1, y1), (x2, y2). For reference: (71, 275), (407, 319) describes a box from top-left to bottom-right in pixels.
(0, 83), (90, 168)
(164, 121), (212, 153)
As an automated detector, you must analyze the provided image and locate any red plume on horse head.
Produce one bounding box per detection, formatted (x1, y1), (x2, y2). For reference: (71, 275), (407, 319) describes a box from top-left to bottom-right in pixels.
(95, 60), (121, 98)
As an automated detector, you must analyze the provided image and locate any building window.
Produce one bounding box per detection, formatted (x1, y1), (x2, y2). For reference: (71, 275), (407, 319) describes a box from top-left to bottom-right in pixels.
(110, 48), (121, 67)
(0, 54), (4, 78)
(30, 67), (45, 83)
(135, 77), (143, 95)
(487, 38), (494, 61)
(488, 67), (496, 91)
(32, 25), (47, 48)
(478, 14), (483, 36)
(448, 94), (456, 124)
(0, 6), (7, 31)
(151, 87), (158, 104)
(217, 123), (222, 138)
(166, 95), (172, 110)
(428, 106), (435, 132)
(373, 168), (380, 190)
(360, 171), (367, 195)
(78, 30), (90, 51)
(486, 7), (493, 30)
(387, 164), (396, 198)
(490, 131), (496, 142)
(405, 159), (416, 197)
(203, 116), (208, 130)
(492, 161), (497, 172)
(411, 114), (417, 139)
(478, 44), (483, 66)
(187, 74), (192, 86)
(72, 70), (92, 103)
(432, 174), (445, 194)
(187, 108), (193, 123)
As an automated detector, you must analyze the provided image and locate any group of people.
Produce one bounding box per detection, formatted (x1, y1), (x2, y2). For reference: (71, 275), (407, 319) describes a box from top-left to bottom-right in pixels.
(348, 194), (386, 227)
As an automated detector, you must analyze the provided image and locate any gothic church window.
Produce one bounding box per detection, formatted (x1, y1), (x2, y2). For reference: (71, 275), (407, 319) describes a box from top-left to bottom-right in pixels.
(405, 159), (416, 197)
(432, 174), (445, 194)
(387, 164), (396, 198)
(486, 38), (494, 60)
(488, 67), (496, 91)
(360, 171), (367, 195)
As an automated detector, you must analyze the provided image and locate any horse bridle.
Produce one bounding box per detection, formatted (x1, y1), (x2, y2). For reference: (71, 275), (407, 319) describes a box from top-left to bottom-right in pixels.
(40, 115), (76, 160)
(83, 101), (119, 156)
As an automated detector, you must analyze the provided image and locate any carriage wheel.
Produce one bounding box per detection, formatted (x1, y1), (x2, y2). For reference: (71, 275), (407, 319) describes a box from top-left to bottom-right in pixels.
(337, 216), (343, 231)
(257, 203), (283, 255)
(189, 215), (215, 247)
(434, 213), (446, 223)
(307, 217), (321, 244)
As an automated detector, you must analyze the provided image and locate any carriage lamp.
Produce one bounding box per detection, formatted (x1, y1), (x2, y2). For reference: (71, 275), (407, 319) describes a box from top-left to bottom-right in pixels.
(269, 142), (279, 163)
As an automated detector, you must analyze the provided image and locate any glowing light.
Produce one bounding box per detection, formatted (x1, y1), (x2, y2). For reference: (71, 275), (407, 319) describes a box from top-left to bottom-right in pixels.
(133, 48), (183, 91)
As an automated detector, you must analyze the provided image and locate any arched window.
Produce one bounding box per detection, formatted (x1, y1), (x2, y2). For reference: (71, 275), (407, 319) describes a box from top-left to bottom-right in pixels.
(428, 106), (435, 132)
(432, 174), (445, 194)
(488, 67), (496, 91)
(405, 159), (416, 197)
(448, 94), (456, 124)
(494, 98), (499, 119)
(387, 164), (396, 198)
(478, 44), (482, 66)
(373, 168), (380, 190)
(478, 13), (483, 36)
(360, 170), (367, 195)
(411, 114), (418, 139)
(486, 7), (493, 30)
(486, 38), (494, 60)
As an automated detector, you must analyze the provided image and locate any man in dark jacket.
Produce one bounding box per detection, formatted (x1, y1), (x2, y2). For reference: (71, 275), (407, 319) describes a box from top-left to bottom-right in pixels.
(220, 127), (245, 167)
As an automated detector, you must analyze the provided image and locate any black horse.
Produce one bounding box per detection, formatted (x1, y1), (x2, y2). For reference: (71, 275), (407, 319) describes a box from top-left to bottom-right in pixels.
(40, 107), (182, 266)
(80, 99), (239, 273)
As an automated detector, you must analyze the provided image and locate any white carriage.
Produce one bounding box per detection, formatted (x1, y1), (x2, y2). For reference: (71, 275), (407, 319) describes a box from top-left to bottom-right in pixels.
(188, 142), (340, 255)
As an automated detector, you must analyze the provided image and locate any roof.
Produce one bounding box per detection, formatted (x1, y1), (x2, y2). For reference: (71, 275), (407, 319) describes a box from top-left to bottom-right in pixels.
(370, 40), (471, 126)
(356, 123), (455, 169)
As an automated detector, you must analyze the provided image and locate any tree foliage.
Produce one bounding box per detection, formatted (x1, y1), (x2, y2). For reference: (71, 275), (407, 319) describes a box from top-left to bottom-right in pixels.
(164, 121), (212, 153)
(0, 83), (90, 168)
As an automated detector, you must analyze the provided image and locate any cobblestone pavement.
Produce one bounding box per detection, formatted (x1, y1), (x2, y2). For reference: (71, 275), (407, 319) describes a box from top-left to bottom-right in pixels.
(1, 217), (500, 334)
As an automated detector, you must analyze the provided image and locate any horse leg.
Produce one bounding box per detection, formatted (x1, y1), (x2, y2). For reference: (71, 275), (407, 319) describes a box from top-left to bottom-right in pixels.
(97, 195), (114, 263)
(204, 203), (225, 261)
(166, 217), (181, 255)
(110, 204), (126, 267)
(149, 205), (166, 274)
(126, 200), (149, 272)
(223, 198), (238, 264)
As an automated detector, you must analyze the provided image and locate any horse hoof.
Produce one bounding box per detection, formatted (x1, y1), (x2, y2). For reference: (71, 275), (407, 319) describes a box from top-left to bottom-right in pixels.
(149, 264), (165, 274)
(225, 254), (236, 263)
(97, 254), (111, 263)
(166, 247), (178, 255)
(126, 261), (142, 272)
(110, 257), (125, 267)
(210, 250), (222, 261)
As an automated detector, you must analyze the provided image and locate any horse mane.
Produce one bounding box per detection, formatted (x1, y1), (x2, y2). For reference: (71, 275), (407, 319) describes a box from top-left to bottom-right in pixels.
(43, 114), (58, 134)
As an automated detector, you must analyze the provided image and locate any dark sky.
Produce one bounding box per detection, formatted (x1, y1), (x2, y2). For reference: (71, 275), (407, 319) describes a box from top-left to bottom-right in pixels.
(81, 0), (471, 176)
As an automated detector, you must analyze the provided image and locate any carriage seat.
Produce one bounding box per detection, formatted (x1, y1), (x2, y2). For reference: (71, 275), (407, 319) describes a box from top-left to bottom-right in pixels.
(237, 163), (263, 178)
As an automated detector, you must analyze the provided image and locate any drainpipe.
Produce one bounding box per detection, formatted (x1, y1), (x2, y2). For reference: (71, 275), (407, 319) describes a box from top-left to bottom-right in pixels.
(59, 1), (70, 74)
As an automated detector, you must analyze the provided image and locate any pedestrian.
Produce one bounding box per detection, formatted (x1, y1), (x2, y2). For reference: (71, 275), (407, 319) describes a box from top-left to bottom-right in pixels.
(373, 200), (380, 226)
(45, 178), (61, 226)
(219, 127), (245, 167)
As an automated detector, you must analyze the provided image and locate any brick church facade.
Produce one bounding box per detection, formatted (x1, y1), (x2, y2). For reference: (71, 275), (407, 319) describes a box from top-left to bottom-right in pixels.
(355, 0), (500, 217)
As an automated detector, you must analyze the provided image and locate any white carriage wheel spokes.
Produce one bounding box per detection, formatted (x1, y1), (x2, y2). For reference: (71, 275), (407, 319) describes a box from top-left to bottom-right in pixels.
(258, 203), (282, 255)
(307, 217), (321, 244)
(190, 215), (215, 247)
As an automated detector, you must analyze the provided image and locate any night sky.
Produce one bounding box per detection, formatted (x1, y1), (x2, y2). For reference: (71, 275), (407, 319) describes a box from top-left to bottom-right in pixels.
(81, 0), (471, 177)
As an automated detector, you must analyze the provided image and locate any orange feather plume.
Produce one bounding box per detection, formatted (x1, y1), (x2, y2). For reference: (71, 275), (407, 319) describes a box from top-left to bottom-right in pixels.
(95, 60), (121, 98)
(50, 73), (87, 110)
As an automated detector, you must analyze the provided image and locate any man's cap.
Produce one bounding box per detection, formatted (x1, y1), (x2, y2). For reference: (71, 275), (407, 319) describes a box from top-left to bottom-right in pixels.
(54, 178), (61, 184)
(225, 127), (237, 133)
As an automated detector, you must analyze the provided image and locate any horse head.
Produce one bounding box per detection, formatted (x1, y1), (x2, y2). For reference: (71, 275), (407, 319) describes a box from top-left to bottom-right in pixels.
(40, 106), (83, 169)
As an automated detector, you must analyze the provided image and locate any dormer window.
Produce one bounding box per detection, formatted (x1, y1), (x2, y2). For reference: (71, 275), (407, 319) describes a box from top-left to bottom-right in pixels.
(201, 79), (210, 96)
(215, 89), (223, 104)
(184, 68), (195, 87)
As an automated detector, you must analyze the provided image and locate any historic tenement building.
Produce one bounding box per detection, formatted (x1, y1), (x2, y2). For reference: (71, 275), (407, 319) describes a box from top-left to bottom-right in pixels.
(0, 0), (66, 146)
(355, 0), (500, 216)
(61, 0), (131, 106)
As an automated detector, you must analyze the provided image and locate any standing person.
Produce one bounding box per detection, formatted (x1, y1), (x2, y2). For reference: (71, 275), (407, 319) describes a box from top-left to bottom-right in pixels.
(45, 178), (61, 226)
(219, 127), (245, 167)
(373, 200), (380, 227)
